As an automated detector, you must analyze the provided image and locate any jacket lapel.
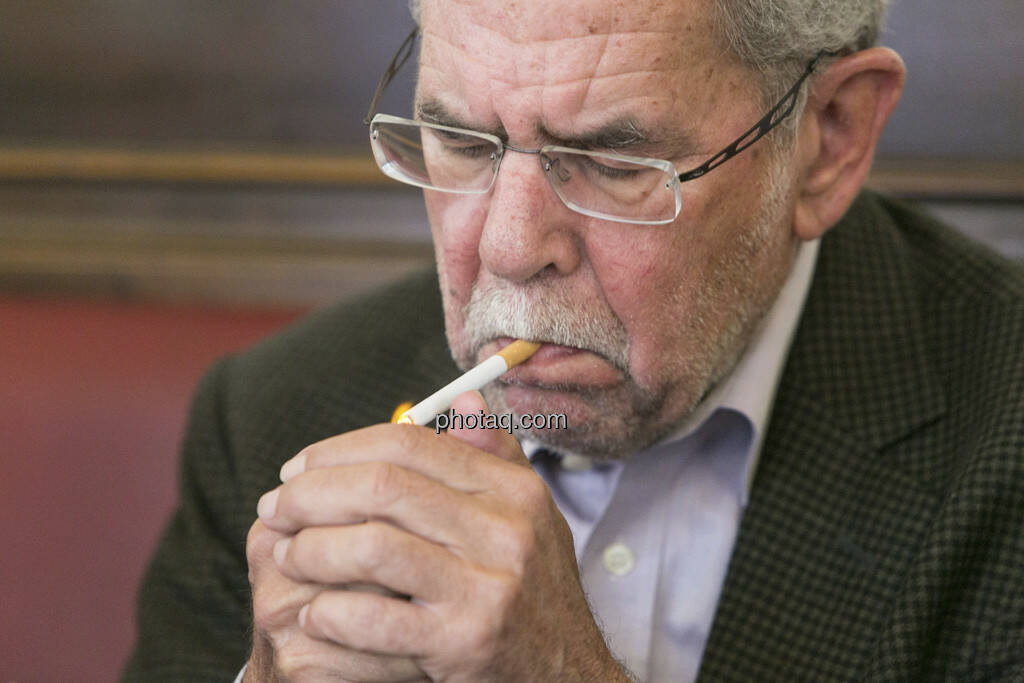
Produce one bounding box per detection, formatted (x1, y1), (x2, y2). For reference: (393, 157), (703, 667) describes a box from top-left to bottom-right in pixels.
(697, 193), (947, 681)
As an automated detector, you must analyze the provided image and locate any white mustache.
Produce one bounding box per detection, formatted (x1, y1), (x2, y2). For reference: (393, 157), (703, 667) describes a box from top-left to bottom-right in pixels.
(462, 281), (630, 372)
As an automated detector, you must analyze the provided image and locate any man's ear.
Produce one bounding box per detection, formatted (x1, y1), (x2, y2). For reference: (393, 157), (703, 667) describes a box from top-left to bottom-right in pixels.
(793, 47), (905, 240)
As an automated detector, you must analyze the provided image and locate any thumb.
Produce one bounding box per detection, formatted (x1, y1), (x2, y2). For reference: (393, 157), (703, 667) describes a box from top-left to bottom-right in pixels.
(446, 390), (529, 465)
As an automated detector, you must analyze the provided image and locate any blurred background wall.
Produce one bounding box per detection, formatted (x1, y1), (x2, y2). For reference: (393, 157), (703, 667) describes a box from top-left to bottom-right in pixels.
(1, 1), (1021, 681)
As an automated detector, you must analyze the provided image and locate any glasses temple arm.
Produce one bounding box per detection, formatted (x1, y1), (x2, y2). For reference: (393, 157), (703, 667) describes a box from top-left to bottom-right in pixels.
(676, 50), (836, 182)
(364, 26), (420, 125)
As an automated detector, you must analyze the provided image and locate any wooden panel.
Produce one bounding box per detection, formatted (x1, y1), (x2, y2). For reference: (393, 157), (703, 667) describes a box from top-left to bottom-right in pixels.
(2, 147), (1022, 199)
(868, 160), (1024, 200)
(1, 0), (1021, 160)
(0, 147), (385, 185)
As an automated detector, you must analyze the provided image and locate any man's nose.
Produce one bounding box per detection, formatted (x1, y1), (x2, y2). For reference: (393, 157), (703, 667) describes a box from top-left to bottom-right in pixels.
(477, 150), (581, 283)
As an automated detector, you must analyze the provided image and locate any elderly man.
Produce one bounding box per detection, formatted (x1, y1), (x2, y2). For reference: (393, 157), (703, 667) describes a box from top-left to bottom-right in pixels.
(123, 0), (1024, 681)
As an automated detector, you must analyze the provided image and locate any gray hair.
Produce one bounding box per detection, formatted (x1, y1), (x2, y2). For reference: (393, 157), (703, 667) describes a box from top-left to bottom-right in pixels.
(716, 0), (890, 121)
(408, 0), (891, 132)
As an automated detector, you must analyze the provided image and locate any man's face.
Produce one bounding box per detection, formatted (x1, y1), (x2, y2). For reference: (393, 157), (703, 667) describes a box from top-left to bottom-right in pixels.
(417, 0), (800, 458)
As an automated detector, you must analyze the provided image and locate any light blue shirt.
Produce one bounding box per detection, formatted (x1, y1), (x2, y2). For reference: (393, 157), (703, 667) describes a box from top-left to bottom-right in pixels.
(522, 239), (819, 682)
(234, 241), (818, 683)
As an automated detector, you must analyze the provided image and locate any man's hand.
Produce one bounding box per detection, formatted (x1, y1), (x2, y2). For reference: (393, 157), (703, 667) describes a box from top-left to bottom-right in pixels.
(246, 391), (629, 682)
(245, 519), (427, 682)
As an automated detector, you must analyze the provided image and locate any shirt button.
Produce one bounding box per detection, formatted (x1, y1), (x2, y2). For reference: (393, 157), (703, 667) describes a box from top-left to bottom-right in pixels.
(602, 542), (635, 576)
(561, 453), (593, 471)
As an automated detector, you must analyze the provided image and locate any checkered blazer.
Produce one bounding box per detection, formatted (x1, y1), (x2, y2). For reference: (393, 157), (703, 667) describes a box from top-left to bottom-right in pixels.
(122, 191), (1024, 682)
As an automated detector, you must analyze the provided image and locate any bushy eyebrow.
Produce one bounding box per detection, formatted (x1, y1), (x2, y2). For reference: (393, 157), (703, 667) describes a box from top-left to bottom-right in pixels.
(554, 117), (647, 150)
(416, 99), (508, 139)
(416, 97), (700, 158)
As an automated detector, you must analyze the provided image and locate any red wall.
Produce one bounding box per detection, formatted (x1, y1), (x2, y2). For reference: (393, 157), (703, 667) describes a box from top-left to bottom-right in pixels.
(0, 296), (304, 682)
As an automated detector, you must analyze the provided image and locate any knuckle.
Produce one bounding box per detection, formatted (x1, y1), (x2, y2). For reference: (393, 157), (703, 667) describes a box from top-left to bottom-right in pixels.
(273, 649), (321, 682)
(287, 528), (312, 570)
(456, 608), (501, 662)
(246, 521), (263, 565)
(246, 520), (274, 566)
(305, 594), (342, 642)
(460, 572), (519, 658)
(250, 586), (285, 632)
(392, 421), (423, 457)
(291, 528), (347, 585)
(516, 470), (550, 510)
(367, 461), (405, 505)
(353, 523), (390, 574)
(500, 517), (537, 572)
(295, 529), (339, 582)
(250, 595), (275, 632)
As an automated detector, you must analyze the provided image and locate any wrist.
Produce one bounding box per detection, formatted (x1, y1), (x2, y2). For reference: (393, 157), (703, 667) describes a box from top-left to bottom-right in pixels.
(582, 656), (637, 683)
(560, 628), (638, 683)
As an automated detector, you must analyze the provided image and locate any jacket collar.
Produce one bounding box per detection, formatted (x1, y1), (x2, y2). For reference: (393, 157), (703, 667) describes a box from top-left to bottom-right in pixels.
(772, 191), (946, 451)
(697, 191), (948, 681)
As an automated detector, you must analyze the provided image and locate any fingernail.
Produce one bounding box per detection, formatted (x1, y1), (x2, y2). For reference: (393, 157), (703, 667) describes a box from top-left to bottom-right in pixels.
(273, 537), (291, 565)
(257, 489), (279, 520)
(280, 453), (307, 482)
(298, 603), (309, 628)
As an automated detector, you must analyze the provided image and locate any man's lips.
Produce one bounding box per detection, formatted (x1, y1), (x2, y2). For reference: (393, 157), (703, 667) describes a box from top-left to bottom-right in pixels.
(480, 337), (623, 387)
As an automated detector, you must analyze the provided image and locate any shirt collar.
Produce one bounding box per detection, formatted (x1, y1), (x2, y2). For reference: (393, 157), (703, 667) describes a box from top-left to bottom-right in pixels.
(521, 238), (819, 501)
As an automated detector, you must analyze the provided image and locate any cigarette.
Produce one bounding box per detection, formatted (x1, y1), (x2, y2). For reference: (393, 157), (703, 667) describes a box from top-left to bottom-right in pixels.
(392, 339), (541, 426)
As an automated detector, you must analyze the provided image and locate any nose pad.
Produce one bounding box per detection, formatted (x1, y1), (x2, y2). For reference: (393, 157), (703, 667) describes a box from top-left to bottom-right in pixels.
(487, 149), (550, 219)
(487, 149), (502, 186)
(541, 153), (572, 185)
(478, 147), (581, 282)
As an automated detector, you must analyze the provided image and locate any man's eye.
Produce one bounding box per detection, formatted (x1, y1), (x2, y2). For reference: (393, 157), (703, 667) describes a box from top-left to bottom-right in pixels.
(450, 144), (492, 158)
(432, 130), (493, 158)
(583, 157), (642, 179)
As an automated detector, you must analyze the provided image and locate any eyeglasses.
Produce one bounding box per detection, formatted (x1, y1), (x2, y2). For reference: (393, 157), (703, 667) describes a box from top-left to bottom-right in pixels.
(365, 27), (830, 225)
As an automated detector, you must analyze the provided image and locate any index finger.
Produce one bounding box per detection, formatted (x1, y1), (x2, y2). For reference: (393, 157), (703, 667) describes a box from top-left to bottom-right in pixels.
(278, 422), (525, 489)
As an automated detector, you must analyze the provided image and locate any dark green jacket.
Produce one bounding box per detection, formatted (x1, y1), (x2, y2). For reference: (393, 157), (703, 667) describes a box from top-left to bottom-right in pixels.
(122, 191), (1024, 682)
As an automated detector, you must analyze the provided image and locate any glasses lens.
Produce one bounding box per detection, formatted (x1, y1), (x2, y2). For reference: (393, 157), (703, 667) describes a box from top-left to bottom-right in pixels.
(536, 149), (679, 224)
(370, 119), (500, 192)
(541, 149), (679, 224)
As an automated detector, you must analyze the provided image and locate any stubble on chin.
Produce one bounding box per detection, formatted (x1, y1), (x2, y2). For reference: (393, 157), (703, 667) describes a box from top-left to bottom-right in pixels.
(441, 279), (698, 460)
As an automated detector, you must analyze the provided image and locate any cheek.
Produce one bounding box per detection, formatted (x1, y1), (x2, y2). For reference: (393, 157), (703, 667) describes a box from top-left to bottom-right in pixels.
(598, 215), (693, 304)
(674, 186), (725, 263)
(647, 177), (757, 303)
(584, 196), (723, 380)
(588, 228), (690, 344)
(426, 192), (489, 316)
(596, 246), (659, 327)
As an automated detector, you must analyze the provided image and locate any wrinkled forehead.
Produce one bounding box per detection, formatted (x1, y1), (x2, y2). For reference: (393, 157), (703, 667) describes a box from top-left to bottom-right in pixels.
(423, 0), (706, 43)
(416, 0), (731, 141)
